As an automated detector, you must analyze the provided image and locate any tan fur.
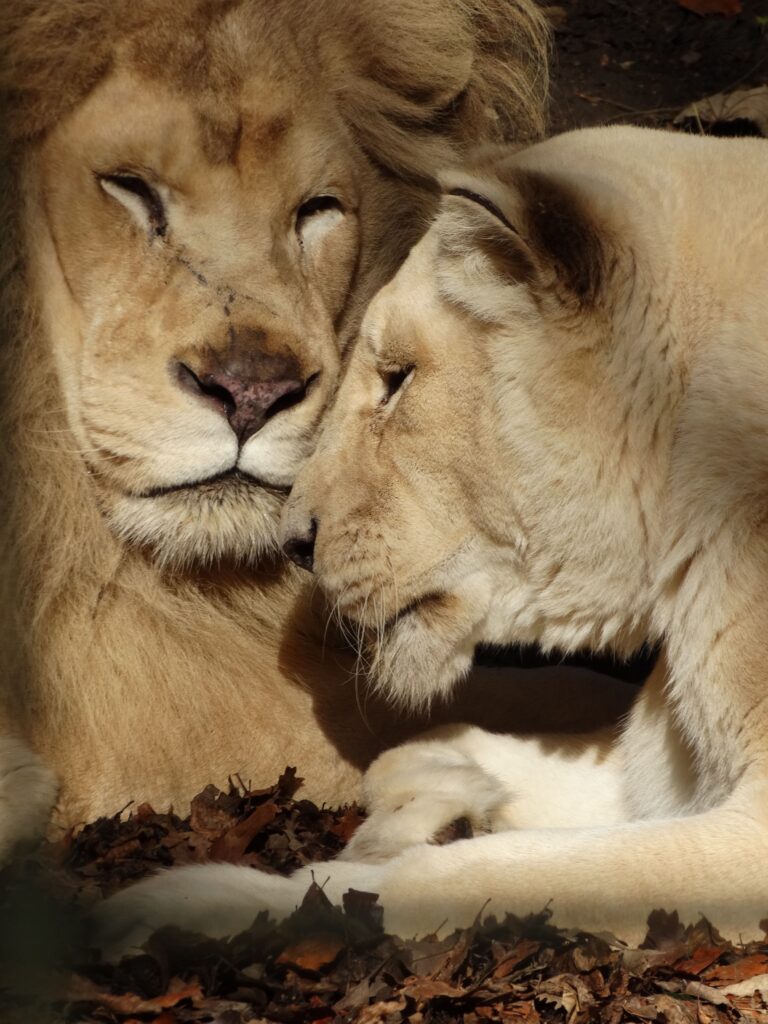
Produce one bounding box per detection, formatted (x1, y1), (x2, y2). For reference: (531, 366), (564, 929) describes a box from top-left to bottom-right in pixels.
(97, 127), (768, 949)
(0, 0), (551, 828)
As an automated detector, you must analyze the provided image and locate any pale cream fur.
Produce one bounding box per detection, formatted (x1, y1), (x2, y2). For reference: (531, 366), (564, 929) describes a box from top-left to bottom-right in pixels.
(0, 0), (589, 844)
(100, 126), (768, 947)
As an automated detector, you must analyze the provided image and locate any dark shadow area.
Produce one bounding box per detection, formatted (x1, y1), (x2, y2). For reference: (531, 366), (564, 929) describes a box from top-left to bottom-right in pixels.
(550, 0), (767, 132)
(475, 642), (658, 685)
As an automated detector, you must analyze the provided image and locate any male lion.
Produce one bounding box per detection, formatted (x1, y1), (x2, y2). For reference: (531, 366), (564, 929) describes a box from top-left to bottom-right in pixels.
(101, 126), (768, 948)
(2, 0), (617, 847)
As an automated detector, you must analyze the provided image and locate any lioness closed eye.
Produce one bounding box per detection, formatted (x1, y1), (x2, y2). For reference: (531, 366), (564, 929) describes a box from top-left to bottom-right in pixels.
(98, 125), (768, 949)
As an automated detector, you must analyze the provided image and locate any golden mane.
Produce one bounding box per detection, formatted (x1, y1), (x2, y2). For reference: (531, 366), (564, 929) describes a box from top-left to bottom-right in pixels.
(0, 0), (549, 820)
(0, 0), (548, 145)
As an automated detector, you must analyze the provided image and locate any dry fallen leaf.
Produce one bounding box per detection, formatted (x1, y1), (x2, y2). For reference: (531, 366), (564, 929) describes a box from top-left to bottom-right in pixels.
(189, 784), (238, 838)
(328, 805), (365, 843)
(676, 0), (742, 15)
(400, 976), (466, 1001)
(68, 977), (203, 1014)
(355, 997), (408, 1023)
(208, 800), (279, 861)
(674, 945), (725, 976)
(276, 933), (345, 972)
(704, 952), (768, 986)
(491, 939), (541, 978)
(498, 1006), (542, 1023)
(622, 993), (697, 1023)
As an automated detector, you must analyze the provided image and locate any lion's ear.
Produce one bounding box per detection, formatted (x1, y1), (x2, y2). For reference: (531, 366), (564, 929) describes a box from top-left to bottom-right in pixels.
(437, 169), (605, 313)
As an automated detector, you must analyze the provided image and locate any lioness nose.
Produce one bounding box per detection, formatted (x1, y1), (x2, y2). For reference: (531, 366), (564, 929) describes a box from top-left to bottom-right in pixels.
(176, 332), (307, 444)
(282, 518), (317, 573)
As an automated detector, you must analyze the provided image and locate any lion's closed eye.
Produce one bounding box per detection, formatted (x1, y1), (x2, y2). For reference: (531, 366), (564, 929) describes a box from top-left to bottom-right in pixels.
(296, 194), (345, 249)
(99, 172), (167, 238)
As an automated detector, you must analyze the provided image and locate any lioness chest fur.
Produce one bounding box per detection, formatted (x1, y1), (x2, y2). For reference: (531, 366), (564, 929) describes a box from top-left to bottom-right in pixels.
(100, 126), (768, 948)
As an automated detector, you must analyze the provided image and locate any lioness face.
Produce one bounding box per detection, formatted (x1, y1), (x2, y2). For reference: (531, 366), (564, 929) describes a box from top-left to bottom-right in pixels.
(31, 64), (372, 565)
(283, 139), (658, 705)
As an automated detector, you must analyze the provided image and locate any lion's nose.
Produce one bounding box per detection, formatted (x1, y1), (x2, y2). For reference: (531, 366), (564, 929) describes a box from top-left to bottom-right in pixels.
(196, 369), (305, 444)
(282, 518), (317, 573)
(176, 333), (308, 444)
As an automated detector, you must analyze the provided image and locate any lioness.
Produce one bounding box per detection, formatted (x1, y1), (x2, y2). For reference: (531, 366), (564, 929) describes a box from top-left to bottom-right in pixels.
(101, 126), (768, 947)
(1, 0), (587, 843)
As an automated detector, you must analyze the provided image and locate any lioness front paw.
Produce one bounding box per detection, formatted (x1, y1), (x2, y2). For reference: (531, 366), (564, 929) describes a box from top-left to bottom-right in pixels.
(340, 744), (513, 863)
(0, 737), (58, 860)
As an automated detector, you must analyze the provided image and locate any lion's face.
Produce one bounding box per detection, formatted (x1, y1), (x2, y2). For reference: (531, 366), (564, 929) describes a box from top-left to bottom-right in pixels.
(13, 0), (548, 570)
(33, 64), (370, 565)
(283, 134), (662, 706)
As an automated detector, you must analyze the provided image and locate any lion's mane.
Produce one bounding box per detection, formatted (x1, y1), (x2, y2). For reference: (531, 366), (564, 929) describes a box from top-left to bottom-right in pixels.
(0, 0), (549, 815)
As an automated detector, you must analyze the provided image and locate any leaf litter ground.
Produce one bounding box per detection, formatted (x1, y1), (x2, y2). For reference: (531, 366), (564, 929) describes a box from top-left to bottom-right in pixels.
(2, 771), (768, 1024)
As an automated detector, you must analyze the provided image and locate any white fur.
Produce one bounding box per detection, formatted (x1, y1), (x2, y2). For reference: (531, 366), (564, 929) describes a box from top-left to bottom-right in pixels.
(238, 410), (321, 489)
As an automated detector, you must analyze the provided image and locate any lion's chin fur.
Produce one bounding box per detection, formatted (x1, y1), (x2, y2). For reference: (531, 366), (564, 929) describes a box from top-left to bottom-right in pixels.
(105, 478), (283, 571)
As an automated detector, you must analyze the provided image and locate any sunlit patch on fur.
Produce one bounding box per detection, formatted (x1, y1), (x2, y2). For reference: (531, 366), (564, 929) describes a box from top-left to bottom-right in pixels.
(323, 589), (486, 714)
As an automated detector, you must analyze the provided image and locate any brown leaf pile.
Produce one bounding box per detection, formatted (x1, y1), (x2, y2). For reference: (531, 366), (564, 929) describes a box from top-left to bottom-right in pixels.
(2, 774), (768, 1024)
(59, 768), (365, 897)
(62, 898), (768, 1024)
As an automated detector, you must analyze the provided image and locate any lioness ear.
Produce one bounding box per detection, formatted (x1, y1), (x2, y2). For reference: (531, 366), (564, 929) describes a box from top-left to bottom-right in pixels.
(437, 169), (605, 310)
(439, 182), (538, 293)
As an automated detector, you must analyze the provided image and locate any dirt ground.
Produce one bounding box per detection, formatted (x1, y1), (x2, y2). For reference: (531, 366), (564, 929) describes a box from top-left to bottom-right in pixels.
(550, 0), (768, 131)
